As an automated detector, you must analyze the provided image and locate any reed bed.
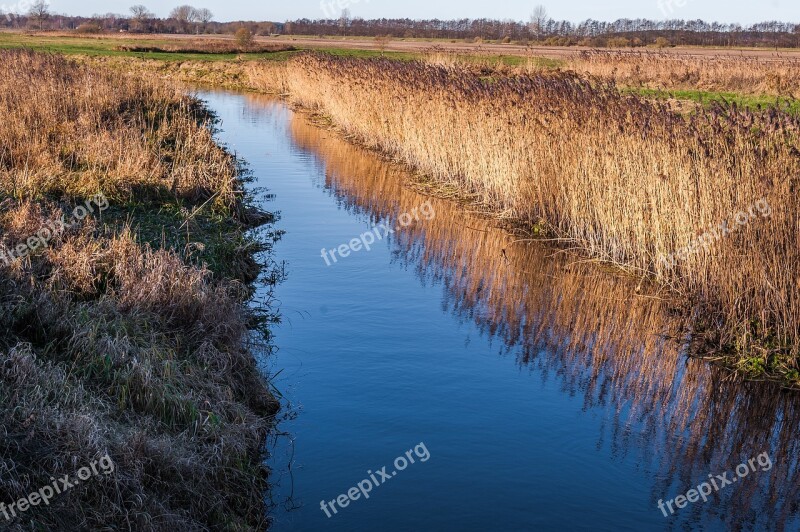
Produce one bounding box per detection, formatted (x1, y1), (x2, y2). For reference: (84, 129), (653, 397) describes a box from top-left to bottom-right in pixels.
(300, 107), (800, 525)
(565, 50), (800, 97)
(0, 50), (277, 530)
(264, 52), (800, 382)
(287, 110), (800, 528)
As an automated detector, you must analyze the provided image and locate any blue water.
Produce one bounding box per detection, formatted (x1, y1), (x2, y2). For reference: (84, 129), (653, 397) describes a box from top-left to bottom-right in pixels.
(201, 90), (800, 532)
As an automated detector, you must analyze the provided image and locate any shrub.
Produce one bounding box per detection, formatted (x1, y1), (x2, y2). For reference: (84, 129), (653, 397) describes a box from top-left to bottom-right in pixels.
(75, 21), (102, 34)
(607, 37), (631, 48)
(235, 27), (254, 48)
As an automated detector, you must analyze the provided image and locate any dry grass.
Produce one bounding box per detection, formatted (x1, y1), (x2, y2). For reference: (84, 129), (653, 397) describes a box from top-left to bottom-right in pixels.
(0, 50), (278, 530)
(0, 51), (242, 207)
(260, 52), (800, 383)
(564, 50), (800, 97)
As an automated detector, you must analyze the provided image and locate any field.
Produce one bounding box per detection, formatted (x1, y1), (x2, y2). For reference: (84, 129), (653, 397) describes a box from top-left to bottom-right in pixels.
(4, 31), (800, 110)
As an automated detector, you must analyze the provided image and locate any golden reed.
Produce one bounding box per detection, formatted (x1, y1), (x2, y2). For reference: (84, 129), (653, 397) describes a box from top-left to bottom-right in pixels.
(255, 52), (800, 381)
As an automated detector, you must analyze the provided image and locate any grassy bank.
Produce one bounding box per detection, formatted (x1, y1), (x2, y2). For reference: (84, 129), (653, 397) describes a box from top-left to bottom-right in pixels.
(0, 50), (280, 529)
(252, 53), (800, 386)
(4, 33), (798, 112)
(566, 50), (800, 98)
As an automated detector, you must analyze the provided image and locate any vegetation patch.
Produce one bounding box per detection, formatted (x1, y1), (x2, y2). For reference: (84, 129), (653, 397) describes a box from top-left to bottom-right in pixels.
(629, 87), (800, 114)
(114, 41), (295, 55)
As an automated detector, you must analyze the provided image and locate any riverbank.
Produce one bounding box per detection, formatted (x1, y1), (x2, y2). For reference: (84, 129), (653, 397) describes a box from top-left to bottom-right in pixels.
(93, 51), (800, 388)
(0, 50), (280, 529)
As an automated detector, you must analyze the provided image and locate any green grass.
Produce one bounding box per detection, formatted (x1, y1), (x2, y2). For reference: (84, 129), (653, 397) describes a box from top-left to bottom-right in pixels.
(630, 87), (800, 114)
(0, 32), (565, 66)
(0, 32), (417, 62)
(0, 32), (298, 61)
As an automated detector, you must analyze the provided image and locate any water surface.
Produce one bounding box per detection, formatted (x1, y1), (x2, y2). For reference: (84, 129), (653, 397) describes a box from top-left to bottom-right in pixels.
(202, 90), (800, 532)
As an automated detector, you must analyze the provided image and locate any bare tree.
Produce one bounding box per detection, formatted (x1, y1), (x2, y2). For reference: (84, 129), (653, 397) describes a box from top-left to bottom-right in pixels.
(130, 5), (153, 20)
(339, 8), (350, 35)
(28, 0), (50, 31)
(195, 8), (213, 33)
(129, 5), (154, 32)
(170, 5), (196, 33)
(375, 34), (392, 55)
(529, 5), (549, 40)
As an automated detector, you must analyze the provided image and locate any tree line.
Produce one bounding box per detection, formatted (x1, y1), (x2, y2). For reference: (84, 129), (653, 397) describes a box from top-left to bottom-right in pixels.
(1, 2), (798, 48)
(282, 15), (800, 47)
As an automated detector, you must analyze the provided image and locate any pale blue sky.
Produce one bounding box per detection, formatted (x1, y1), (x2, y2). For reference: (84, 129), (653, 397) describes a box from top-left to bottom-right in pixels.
(47, 0), (799, 24)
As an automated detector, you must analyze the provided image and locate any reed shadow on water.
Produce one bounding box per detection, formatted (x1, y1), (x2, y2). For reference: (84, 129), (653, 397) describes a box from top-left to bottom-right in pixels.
(269, 93), (800, 530)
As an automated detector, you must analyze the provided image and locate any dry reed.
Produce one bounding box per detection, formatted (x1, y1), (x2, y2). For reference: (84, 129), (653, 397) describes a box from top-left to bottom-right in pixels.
(260, 52), (800, 382)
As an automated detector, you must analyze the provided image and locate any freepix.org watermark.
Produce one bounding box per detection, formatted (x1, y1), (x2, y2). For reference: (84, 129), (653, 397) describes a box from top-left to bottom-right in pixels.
(658, 198), (771, 270)
(0, 193), (109, 267)
(657, 452), (772, 517)
(1, 0), (47, 21)
(1, 453), (115, 521)
(657, 0), (693, 18)
(320, 0), (370, 18)
(320, 442), (431, 518)
(321, 201), (435, 266)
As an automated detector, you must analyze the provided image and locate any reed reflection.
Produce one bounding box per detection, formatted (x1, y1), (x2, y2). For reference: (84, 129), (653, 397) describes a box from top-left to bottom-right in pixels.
(242, 92), (800, 530)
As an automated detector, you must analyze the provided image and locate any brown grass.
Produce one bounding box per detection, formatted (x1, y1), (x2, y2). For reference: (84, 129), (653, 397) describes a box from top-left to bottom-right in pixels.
(0, 51), (240, 206)
(0, 50), (278, 530)
(257, 52), (800, 384)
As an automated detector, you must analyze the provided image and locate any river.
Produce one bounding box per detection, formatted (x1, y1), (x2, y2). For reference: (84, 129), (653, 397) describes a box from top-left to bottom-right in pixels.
(200, 89), (800, 532)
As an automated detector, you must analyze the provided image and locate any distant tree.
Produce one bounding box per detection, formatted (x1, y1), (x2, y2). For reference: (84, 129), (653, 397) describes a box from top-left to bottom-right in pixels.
(339, 8), (350, 35)
(130, 5), (153, 20)
(170, 5), (196, 33)
(195, 7), (213, 31)
(375, 34), (391, 55)
(234, 26), (253, 48)
(129, 5), (154, 32)
(28, 0), (50, 31)
(529, 5), (549, 40)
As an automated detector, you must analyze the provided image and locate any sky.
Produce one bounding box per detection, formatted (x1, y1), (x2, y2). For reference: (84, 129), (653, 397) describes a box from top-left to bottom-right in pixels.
(41, 0), (800, 25)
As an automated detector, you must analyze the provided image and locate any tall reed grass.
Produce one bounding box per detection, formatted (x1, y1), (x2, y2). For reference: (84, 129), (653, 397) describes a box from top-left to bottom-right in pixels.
(263, 52), (800, 382)
(0, 51), (239, 206)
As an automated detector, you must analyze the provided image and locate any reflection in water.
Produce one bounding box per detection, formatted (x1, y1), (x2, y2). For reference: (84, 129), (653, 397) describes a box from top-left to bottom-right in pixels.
(241, 93), (800, 530)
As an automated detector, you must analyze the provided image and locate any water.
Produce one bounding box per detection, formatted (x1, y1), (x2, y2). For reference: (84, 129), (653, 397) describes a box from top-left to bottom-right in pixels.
(200, 90), (800, 532)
